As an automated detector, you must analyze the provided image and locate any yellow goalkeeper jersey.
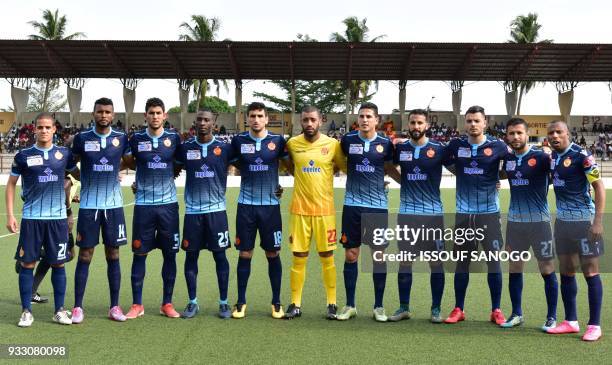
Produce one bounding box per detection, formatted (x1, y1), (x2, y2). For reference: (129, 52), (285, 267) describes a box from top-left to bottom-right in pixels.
(287, 134), (346, 216)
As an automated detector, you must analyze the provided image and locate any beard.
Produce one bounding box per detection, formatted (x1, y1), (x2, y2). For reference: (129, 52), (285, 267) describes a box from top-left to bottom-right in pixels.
(409, 129), (425, 141)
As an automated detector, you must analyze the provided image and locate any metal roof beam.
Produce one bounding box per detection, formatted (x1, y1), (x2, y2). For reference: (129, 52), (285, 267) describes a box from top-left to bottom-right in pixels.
(559, 46), (602, 81)
(506, 45), (539, 81)
(104, 43), (135, 79)
(346, 44), (354, 83)
(288, 43), (295, 83)
(0, 53), (24, 76)
(226, 43), (241, 81)
(41, 41), (80, 77)
(452, 45), (478, 81)
(165, 43), (190, 80)
(400, 45), (416, 81)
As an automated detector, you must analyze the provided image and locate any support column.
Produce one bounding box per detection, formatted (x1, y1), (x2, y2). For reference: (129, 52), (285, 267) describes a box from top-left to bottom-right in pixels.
(505, 90), (518, 118)
(235, 80), (243, 132)
(399, 80), (407, 130)
(121, 79), (138, 130)
(290, 80), (296, 136)
(10, 83), (29, 125)
(344, 82), (351, 128)
(558, 89), (574, 123)
(178, 79), (191, 133)
(65, 79), (85, 126)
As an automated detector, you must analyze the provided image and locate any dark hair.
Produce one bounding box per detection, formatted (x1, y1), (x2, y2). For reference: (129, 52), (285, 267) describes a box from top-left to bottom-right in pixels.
(358, 102), (379, 117)
(197, 107), (215, 114)
(408, 108), (428, 119)
(94, 97), (113, 110)
(506, 117), (527, 130)
(247, 102), (268, 116)
(34, 112), (55, 125)
(548, 120), (569, 131)
(145, 97), (165, 112)
(465, 105), (485, 117)
(301, 105), (322, 119)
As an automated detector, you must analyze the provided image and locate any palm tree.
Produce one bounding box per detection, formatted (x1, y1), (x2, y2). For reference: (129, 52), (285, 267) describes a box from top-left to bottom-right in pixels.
(28, 9), (85, 111)
(179, 15), (228, 109)
(506, 13), (553, 114)
(330, 17), (385, 112)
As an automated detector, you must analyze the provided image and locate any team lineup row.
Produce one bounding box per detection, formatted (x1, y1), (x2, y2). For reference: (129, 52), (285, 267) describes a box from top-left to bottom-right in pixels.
(4, 98), (604, 342)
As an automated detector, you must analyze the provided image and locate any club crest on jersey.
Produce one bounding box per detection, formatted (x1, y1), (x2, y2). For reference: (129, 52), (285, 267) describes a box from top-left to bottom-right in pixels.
(186, 150), (201, 160)
(376, 144), (384, 153)
(399, 151), (412, 161)
(138, 141), (152, 152)
(132, 239), (142, 249)
(112, 137), (120, 147)
(26, 155), (43, 167)
(54, 151), (63, 160)
(84, 141), (100, 152)
(182, 239), (189, 249)
(528, 158), (536, 167)
(505, 160), (516, 171)
(458, 147), (471, 158)
(163, 138), (172, 147)
(563, 158), (572, 167)
(426, 148), (435, 158)
(268, 142), (276, 151)
(214, 146), (222, 156)
(356, 158), (375, 172)
(483, 148), (492, 157)
(241, 144), (255, 154)
(349, 144), (363, 155)
(321, 147), (329, 155)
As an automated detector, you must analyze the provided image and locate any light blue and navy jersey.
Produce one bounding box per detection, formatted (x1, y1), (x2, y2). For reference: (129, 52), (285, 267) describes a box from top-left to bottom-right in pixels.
(394, 139), (447, 215)
(72, 129), (130, 209)
(341, 132), (393, 209)
(11, 145), (76, 219)
(129, 129), (180, 206)
(551, 143), (600, 221)
(503, 146), (551, 222)
(445, 135), (510, 214)
(177, 137), (234, 214)
(230, 132), (287, 205)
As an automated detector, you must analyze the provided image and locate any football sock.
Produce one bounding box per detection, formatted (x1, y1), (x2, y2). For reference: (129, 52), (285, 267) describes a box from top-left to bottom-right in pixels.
(488, 272), (503, 311)
(560, 274), (578, 321)
(131, 254), (147, 305)
(430, 270), (445, 309)
(19, 267), (34, 311)
(106, 258), (121, 308)
(320, 255), (337, 305)
(586, 274), (603, 326)
(32, 260), (51, 294)
(236, 257), (251, 304)
(213, 250), (229, 302)
(542, 272), (558, 319)
(51, 266), (66, 312)
(267, 255), (282, 304)
(343, 261), (358, 307)
(372, 260), (387, 308)
(161, 251), (177, 305)
(454, 272), (469, 310)
(290, 256), (307, 307)
(509, 273), (523, 316)
(184, 251), (199, 301)
(398, 269), (412, 310)
(74, 260), (90, 308)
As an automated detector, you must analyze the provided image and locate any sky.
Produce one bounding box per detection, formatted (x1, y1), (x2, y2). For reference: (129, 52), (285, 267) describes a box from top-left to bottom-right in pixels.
(1, 0), (612, 115)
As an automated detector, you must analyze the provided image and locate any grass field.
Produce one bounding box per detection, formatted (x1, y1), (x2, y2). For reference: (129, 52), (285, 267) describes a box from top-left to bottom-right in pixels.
(0, 187), (610, 364)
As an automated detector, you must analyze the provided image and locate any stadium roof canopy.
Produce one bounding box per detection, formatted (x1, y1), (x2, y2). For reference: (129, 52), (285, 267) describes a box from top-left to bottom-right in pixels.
(0, 40), (610, 82)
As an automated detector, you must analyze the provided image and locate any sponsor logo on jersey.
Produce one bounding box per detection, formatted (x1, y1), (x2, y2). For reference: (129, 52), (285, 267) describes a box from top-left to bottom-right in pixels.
(147, 155), (168, 169)
(195, 163), (215, 178)
(505, 160), (516, 171)
(93, 156), (114, 172)
(85, 141), (100, 152)
(26, 155), (43, 167)
(249, 157), (269, 172)
(38, 167), (59, 183)
(426, 148), (435, 158)
(563, 158), (572, 167)
(138, 141), (152, 152)
(356, 158), (375, 173)
(528, 158), (537, 167)
(302, 160), (322, 173)
(376, 144), (384, 153)
(186, 150), (201, 160)
(349, 144), (363, 155)
(406, 166), (428, 180)
(552, 172), (565, 187)
(241, 144), (255, 154)
(458, 147), (471, 158)
(510, 171), (529, 186)
(399, 151), (412, 161)
(463, 160), (484, 175)
(483, 148), (493, 156)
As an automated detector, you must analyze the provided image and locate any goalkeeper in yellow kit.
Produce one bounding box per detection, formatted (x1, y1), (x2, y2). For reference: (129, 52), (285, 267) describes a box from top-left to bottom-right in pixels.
(283, 105), (346, 319)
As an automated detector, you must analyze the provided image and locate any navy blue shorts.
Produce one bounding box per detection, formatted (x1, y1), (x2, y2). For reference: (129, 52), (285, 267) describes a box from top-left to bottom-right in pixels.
(76, 208), (127, 248)
(453, 213), (504, 253)
(182, 211), (231, 252)
(554, 219), (604, 257)
(341, 205), (388, 249)
(16, 219), (69, 265)
(506, 221), (554, 260)
(397, 214), (446, 254)
(235, 204), (282, 251)
(132, 203), (180, 254)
